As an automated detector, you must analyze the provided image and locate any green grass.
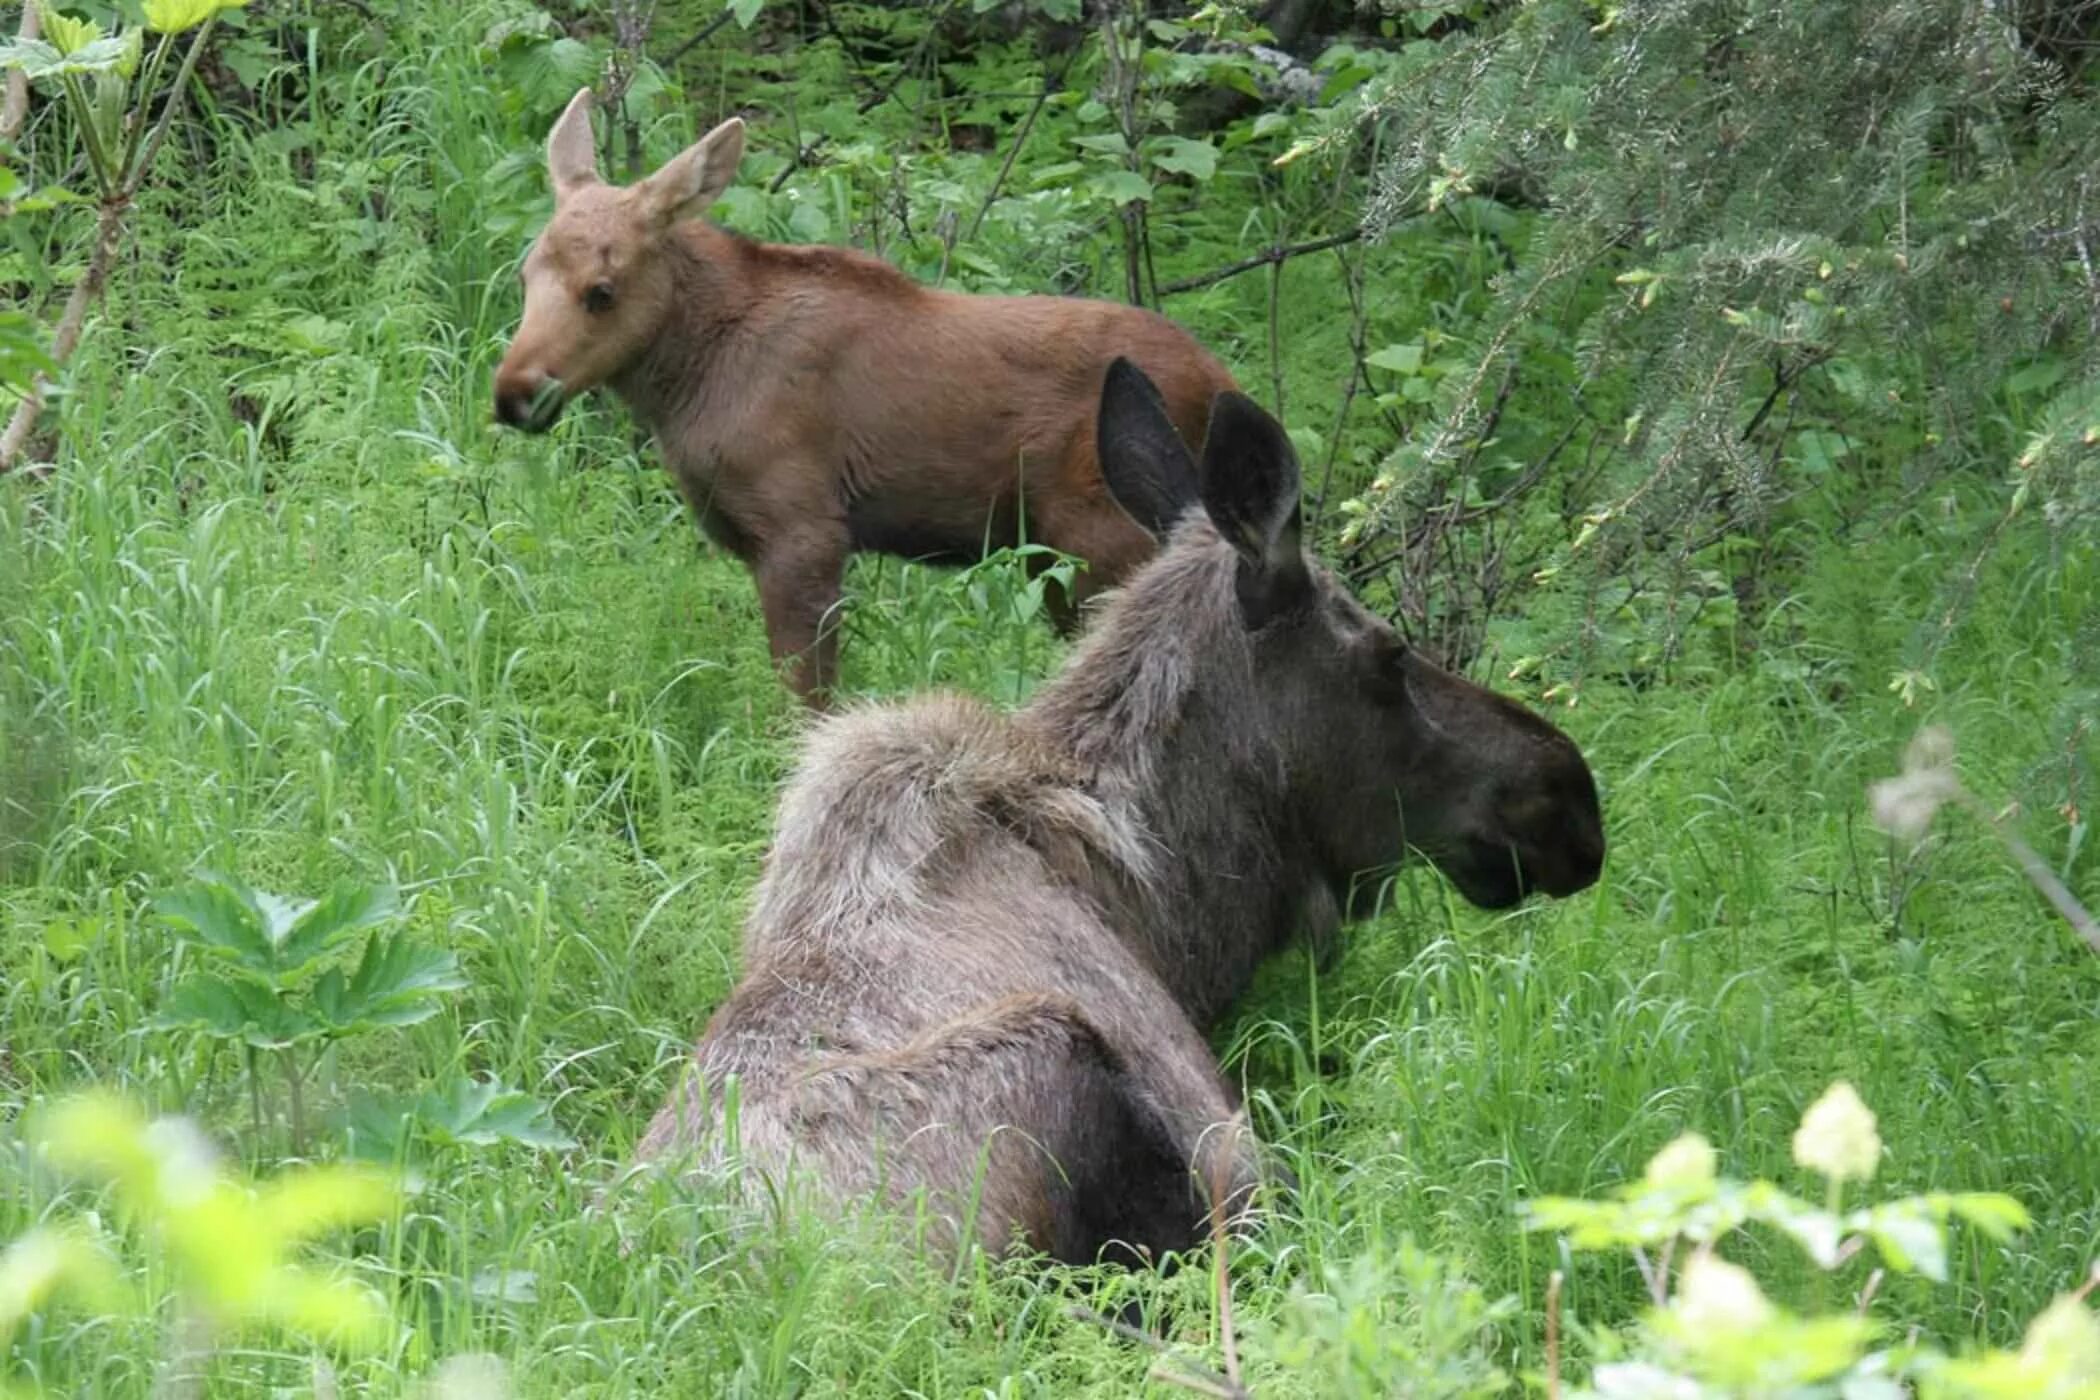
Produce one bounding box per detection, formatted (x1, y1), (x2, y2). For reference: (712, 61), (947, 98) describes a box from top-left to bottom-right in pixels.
(3, 7), (2097, 1395)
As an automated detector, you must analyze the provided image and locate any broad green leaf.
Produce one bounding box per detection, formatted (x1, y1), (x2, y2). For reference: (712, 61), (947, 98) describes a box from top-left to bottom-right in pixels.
(340, 1090), (418, 1164)
(153, 874), (274, 972)
(342, 1078), (574, 1163)
(0, 310), (55, 393)
(37, 7), (102, 57)
(311, 933), (464, 1032)
(496, 36), (600, 113)
(1863, 1200), (1948, 1281)
(728, 0), (764, 28)
(1090, 170), (1153, 207)
(420, 1076), (575, 1150)
(274, 881), (400, 980)
(0, 34), (135, 81)
(155, 971), (320, 1048)
(1367, 343), (1425, 374)
(2005, 357), (2066, 396)
(1942, 1192), (2032, 1241)
(42, 917), (99, 962)
(1148, 136), (1219, 181)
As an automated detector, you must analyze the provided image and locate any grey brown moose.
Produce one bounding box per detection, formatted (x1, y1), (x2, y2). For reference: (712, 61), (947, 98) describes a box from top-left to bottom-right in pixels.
(493, 91), (1237, 705)
(630, 360), (1607, 1266)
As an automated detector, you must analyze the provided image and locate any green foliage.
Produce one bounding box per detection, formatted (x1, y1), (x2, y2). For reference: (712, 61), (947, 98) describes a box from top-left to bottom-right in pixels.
(0, 0), (2093, 1392)
(1249, 1241), (1514, 1396)
(344, 1074), (577, 1168)
(1321, 0), (2099, 682)
(7, 1092), (396, 1364)
(152, 874), (457, 1046)
(150, 872), (480, 1153)
(1530, 1082), (2098, 1397)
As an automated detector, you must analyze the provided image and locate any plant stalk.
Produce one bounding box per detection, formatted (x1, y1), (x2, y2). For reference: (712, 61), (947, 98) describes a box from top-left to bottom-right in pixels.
(0, 2), (40, 147)
(0, 17), (221, 474)
(0, 193), (125, 472)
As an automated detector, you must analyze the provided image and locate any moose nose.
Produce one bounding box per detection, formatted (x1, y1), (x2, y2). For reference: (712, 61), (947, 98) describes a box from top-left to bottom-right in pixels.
(493, 367), (563, 433)
(495, 390), (533, 427)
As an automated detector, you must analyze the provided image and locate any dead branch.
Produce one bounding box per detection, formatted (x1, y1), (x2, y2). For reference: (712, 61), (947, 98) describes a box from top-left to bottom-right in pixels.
(1156, 230), (1364, 297)
(0, 199), (123, 472)
(1, 3), (39, 149)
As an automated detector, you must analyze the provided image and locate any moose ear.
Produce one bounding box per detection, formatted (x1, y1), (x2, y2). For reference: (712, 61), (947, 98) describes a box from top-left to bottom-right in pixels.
(1196, 391), (1311, 625)
(639, 116), (746, 228)
(547, 88), (601, 196)
(1096, 357), (1199, 538)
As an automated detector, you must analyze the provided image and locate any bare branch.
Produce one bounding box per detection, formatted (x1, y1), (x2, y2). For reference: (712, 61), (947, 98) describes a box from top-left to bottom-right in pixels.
(1156, 230), (1365, 297)
(1, 1), (40, 149)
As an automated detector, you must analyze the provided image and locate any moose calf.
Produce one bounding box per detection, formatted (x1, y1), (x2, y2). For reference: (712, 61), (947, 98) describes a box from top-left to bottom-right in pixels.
(493, 91), (1238, 705)
(632, 360), (1607, 1265)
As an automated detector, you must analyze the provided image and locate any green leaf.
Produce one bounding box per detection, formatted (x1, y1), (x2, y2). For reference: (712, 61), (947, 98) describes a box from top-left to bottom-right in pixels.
(1367, 343), (1425, 374)
(728, 0), (765, 28)
(1072, 132), (1132, 157)
(1943, 1192), (2032, 1241)
(311, 933), (464, 1032)
(275, 881), (400, 981)
(38, 7), (102, 57)
(1148, 136), (1219, 181)
(1090, 170), (1154, 207)
(2005, 357), (2066, 396)
(154, 874), (399, 983)
(143, 0), (250, 34)
(1789, 428), (1851, 476)
(153, 874), (275, 974)
(342, 1077), (574, 1164)
(0, 34), (135, 81)
(1864, 1200), (1948, 1281)
(418, 1076), (575, 1150)
(496, 36), (601, 114)
(155, 972), (321, 1048)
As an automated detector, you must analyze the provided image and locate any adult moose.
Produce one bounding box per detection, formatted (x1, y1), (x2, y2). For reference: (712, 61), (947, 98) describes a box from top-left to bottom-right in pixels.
(493, 90), (1238, 705)
(631, 361), (1607, 1265)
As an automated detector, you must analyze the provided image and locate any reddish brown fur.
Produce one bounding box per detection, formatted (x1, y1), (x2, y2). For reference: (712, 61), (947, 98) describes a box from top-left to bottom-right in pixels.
(493, 91), (1238, 705)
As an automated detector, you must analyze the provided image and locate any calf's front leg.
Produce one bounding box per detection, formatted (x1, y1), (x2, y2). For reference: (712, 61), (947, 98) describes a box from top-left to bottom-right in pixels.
(751, 528), (850, 707)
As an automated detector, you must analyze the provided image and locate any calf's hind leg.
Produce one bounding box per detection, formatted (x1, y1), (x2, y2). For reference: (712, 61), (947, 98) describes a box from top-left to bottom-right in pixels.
(784, 993), (1223, 1265)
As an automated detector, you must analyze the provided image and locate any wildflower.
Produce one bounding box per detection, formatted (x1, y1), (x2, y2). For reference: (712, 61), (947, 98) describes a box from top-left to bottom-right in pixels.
(1672, 1254), (1775, 1333)
(1792, 1082), (1881, 1184)
(1644, 1133), (1718, 1190)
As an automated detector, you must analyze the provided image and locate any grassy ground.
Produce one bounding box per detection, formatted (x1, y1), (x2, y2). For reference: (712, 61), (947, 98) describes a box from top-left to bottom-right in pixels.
(2, 7), (2096, 1395)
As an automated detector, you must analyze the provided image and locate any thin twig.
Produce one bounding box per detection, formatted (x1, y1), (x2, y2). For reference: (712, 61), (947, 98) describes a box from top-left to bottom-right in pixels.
(1265, 257), (1285, 421)
(1959, 790), (2100, 956)
(661, 9), (737, 67)
(1309, 241), (1370, 531)
(966, 53), (1075, 242)
(1856, 1267), (1885, 1316)
(1157, 230), (1365, 296)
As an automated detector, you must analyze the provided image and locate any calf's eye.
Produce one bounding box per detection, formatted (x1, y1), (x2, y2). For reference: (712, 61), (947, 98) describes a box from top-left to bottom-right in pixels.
(584, 281), (616, 314)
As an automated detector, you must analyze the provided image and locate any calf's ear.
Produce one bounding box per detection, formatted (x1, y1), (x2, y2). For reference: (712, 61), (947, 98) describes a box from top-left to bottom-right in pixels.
(1197, 391), (1311, 627)
(1096, 357), (1199, 539)
(640, 117), (746, 228)
(548, 89), (601, 196)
